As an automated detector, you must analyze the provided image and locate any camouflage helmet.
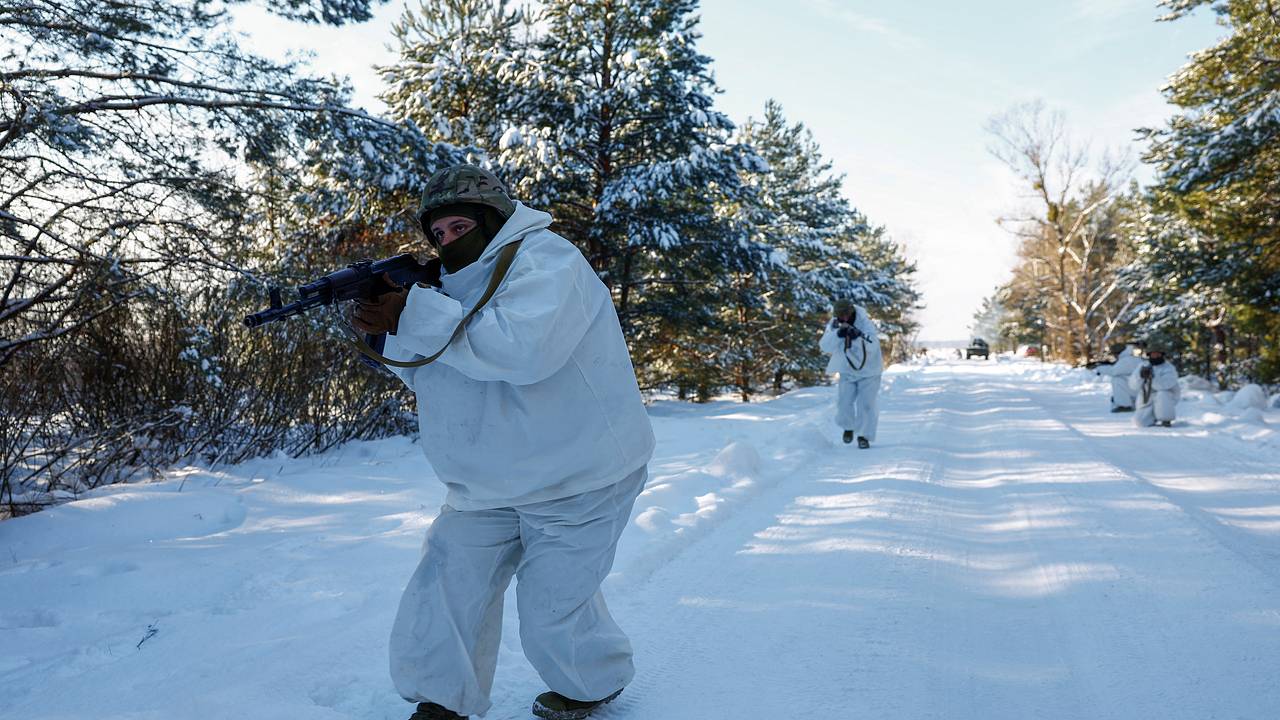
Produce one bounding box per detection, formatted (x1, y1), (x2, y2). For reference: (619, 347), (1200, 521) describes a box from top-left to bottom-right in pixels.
(417, 164), (516, 227)
(832, 298), (855, 317)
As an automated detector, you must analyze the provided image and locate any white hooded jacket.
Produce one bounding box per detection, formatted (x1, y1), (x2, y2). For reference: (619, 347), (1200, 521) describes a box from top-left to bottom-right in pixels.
(381, 202), (656, 510)
(1128, 359), (1181, 407)
(1097, 345), (1144, 380)
(819, 305), (884, 380)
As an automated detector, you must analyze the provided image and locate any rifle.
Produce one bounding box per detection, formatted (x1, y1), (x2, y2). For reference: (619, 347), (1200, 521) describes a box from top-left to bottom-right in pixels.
(244, 254), (441, 328)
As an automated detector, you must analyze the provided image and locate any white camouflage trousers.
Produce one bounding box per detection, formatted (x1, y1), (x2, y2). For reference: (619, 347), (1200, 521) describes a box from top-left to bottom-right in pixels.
(1109, 376), (1135, 409)
(836, 374), (881, 442)
(1135, 390), (1178, 427)
(389, 466), (646, 717)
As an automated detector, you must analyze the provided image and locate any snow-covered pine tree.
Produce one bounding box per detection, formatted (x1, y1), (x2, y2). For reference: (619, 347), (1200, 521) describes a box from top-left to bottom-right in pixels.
(378, 0), (529, 154)
(1137, 0), (1280, 382)
(511, 0), (761, 310)
(731, 101), (854, 395)
(1122, 188), (1254, 386)
(732, 101), (915, 392)
(847, 225), (921, 362)
(460, 0), (765, 396)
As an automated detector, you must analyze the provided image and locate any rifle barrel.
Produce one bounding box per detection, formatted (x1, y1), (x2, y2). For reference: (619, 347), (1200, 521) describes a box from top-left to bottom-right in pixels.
(243, 254), (436, 329)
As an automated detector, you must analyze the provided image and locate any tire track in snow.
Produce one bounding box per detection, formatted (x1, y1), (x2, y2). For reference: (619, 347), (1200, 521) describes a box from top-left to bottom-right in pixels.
(610, 361), (1280, 719)
(1024, 387), (1280, 589)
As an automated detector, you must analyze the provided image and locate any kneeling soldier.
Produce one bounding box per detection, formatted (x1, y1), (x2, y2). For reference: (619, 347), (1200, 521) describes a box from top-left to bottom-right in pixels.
(1129, 349), (1181, 428)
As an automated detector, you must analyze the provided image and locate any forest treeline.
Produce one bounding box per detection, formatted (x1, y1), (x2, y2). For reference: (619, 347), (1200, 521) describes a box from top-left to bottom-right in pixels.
(0, 0), (919, 514)
(973, 1), (1278, 388)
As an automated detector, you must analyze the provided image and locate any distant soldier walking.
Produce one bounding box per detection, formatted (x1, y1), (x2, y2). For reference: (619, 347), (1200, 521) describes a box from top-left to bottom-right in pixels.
(819, 299), (883, 448)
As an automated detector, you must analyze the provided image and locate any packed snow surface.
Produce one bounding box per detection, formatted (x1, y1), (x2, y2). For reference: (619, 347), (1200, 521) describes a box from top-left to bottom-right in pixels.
(3, 359), (1279, 719)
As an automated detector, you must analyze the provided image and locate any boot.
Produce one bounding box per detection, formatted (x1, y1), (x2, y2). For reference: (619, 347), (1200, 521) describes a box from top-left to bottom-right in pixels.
(1160, 420), (1173, 427)
(1111, 405), (1134, 413)
(857, 436), (870, 449)
(409, 702), (466, 720)
(842, 430), (854, 444)
(532, 689), (622, 720)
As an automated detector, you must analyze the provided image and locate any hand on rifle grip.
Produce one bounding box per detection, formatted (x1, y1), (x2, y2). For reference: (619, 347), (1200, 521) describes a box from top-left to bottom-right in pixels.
(836, 323), (861, 340)
(351, 273), (407, 335)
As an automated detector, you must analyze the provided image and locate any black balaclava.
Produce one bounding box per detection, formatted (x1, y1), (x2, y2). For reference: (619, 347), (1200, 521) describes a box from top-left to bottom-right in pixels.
(1149, 352), (1166, 366)
(426, 203), (508, 274)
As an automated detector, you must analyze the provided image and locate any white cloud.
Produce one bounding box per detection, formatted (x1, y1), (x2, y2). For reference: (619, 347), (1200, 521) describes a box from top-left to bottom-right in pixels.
(803, 0), (923, 50)
(1072, 0), (1154, 22)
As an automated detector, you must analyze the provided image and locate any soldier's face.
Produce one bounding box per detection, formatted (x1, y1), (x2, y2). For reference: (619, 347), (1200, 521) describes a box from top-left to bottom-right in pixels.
(430, 215), (478, 246)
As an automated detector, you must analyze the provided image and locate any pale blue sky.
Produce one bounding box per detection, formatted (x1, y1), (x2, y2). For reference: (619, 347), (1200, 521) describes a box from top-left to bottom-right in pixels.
(233, 1), (1224, 340)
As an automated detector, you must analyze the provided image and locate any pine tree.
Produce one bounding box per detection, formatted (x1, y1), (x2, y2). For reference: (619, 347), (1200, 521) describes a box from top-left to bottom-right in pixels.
(1137, 0), (1280, 382)
(850, 226), (921, 362)
(378, 0), (529, 152)
(734, 102), (867, 394)
(467, 0), (765, 397)
(724, 101), (919, 395)
(511, 0), (759, 306)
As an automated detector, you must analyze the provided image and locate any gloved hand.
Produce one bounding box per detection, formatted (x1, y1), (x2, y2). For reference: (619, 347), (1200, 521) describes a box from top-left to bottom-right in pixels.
(351, 273), (408, 335)
(1140, 366), (1152, 380)
(836, 324), (862, 340)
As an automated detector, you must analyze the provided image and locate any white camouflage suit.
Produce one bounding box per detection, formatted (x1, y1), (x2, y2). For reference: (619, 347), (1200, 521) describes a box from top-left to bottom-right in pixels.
(1129, 359), (1181, 427)
(818, 305), (884, 442)
(1095, 344), (1144, 410)
(381, 202), (656, 716)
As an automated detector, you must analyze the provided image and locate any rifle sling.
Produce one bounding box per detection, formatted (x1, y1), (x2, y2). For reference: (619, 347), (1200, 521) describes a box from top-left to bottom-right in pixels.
(347, 240), (522, 369)
(843, 334), (869, 373)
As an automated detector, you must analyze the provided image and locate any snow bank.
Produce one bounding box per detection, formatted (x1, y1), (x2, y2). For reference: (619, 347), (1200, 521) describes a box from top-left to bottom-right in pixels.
(1176, 383), (1276, 447)
(0, 487), (246, 562)
(1001, 359), (1278, 449)
(615, 382), (877, 586)
(1226, 384), (1268, 412)
(1180, 374), (1216, 392)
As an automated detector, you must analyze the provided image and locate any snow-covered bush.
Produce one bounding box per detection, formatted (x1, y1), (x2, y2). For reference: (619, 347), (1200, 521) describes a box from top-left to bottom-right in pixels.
(0, 0), (444, 516)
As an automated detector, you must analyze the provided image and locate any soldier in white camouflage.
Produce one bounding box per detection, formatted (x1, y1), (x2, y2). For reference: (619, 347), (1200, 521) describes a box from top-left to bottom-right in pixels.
(818, 298), (884, 448)
(355, 164), (654, 720)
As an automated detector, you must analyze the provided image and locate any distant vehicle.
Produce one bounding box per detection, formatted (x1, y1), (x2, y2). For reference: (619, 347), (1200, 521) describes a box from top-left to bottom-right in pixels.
(1023, 345), (1040, 357)
(966, 338), (990, 360)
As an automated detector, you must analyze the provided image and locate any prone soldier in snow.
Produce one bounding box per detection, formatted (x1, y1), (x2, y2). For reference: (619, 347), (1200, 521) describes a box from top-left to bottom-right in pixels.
(351, 165), (654, 720)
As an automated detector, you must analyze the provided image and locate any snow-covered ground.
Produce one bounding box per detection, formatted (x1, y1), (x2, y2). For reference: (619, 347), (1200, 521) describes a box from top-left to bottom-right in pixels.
(3, 359), (1279, 719)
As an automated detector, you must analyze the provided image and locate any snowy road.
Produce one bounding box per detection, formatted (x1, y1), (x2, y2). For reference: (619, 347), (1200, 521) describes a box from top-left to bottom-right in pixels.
(3, 360), (1279, 719)
(609, 362), (1280, 720)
